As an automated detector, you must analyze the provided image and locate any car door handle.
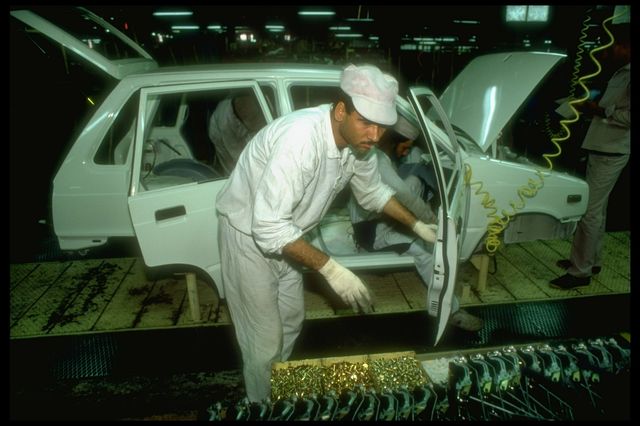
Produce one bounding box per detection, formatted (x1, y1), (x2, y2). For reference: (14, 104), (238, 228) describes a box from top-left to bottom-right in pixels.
(155, 205), (186, 221)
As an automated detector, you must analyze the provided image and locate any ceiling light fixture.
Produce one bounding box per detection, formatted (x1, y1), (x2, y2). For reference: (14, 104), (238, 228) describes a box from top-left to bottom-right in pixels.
(153, 11), (193, 17)
(298, 11), (335, 16)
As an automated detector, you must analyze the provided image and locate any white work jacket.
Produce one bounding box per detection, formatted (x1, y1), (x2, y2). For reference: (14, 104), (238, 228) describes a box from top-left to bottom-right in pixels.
(216, 104), (395, 255)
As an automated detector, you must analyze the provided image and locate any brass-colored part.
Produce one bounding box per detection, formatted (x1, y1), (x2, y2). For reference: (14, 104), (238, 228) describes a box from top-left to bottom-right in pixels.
(271, 353), (428, 400)
(323, 361), (374, 394)
(370, 356), (429, 392)
(271, 364), (325, 400)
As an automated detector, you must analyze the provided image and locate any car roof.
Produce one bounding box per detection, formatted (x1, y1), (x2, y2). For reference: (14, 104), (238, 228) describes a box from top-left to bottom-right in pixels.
(123, 62), (344, 82)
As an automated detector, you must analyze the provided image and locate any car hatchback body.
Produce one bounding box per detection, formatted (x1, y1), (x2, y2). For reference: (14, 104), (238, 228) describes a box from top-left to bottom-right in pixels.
(12, 7), (588, 342)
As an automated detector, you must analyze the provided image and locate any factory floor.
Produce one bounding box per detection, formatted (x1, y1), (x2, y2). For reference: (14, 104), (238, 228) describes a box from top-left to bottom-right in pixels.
(10, 232), (630, 420)
(10, 294), (630, 420)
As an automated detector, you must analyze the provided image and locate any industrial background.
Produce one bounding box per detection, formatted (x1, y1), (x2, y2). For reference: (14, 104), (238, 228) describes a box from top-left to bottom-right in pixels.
(10, 5), (630, 421)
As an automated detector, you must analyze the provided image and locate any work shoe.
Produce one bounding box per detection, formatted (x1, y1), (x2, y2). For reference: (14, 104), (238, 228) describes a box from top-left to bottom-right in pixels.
(556, 259), (601, 275)
(448, 309), (484, 332)
(549, 273), (591, 290)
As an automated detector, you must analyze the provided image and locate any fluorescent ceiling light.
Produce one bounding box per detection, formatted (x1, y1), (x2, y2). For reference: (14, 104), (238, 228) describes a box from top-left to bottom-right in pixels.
(329, 26), (351, 31)
(154, 11), (193, 16)
(335, 33), (362, 38)
(346, 18), (374, 22)
(298, 11), (335, 16)
(171, 25), (199, 30)
(453, 19), (479, 24)
(265, 25), (285, 30)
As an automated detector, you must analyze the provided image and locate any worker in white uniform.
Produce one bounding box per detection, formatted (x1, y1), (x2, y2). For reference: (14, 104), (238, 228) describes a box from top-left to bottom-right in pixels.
(216, 64), (439, 402)
(208, 94), (266, 176)
(348, 116), (484, 332)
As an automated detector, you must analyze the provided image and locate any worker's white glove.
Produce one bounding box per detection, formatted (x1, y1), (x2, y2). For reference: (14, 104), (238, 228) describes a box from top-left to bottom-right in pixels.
(413, 221), (438, 243)
(319, 258), (372, 313)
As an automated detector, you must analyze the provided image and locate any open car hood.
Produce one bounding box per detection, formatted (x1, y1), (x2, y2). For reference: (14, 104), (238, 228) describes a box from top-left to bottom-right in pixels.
(11, 7), (158, 80)
(439, 51), (565, 153)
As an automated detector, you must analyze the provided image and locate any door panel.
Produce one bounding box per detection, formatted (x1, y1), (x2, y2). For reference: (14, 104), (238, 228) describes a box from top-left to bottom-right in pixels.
(408, 87), (468, 344)
(128, 81), (272, 298)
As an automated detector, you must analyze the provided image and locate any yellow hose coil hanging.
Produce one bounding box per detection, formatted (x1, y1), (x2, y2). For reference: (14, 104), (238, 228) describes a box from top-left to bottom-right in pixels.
(465, 6), (627, 255)
(544, 10), (593, 141)
(568, 13), (593, 100)
(464, 164), (545, 255)
(542, 6), (628, 170)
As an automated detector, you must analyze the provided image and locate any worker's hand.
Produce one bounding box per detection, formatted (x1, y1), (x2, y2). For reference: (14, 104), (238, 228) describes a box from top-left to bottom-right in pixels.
(413, 221), (438, 243)
(319, 258), (372, 313)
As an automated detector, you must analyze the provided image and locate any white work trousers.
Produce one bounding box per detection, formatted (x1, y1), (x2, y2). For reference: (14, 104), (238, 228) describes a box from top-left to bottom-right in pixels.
(218, 216), (305, 402)
(568, 153), (629, 277)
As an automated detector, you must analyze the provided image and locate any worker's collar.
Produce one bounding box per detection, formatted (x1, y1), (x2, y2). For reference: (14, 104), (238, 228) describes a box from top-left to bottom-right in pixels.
(323, 104), (342, 159)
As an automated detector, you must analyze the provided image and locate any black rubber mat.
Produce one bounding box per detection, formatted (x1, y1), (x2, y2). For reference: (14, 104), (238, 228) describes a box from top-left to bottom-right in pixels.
(465, 301), (569, 346)
(51, 334), (117, 379)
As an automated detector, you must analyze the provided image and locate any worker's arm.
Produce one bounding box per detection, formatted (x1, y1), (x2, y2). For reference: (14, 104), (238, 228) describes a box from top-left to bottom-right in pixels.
(382, 196), (438, 243)
(282, 238), (329, 271)
(381, 195), (418, 229)
(283, 238), (372, 313)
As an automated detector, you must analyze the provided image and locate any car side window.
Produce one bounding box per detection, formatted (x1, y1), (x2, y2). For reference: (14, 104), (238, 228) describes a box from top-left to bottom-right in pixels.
(139, 87), (268, 190)
(94, 92), (139, 165)
(415, 94), (460, 208)
(289, 84), (342, 110)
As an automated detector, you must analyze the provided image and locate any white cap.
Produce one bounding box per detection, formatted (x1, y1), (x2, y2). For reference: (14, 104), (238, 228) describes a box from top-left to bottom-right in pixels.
(340, 64), (398, 126)
(394, 115), (419, 140)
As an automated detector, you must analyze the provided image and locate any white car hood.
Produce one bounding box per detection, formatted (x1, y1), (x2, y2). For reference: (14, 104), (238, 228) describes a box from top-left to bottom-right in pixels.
(439, 51), (565, 153)
(11, 7), (158, 80)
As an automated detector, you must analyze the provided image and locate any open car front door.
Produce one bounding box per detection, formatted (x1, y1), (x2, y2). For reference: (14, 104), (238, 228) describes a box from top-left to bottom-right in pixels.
(408, 87), (469, 345)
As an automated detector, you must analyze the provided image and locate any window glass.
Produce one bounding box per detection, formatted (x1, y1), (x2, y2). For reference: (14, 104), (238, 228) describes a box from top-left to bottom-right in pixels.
(416, 93), (460, 207)
(290, 84), (341, 110)
(94, 92), (139, 165)
(28, 6), (146, 61)
(139, 86), (269, 190)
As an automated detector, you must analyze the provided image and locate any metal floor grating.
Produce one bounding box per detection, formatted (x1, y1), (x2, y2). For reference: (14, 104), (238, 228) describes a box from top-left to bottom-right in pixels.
(51, 334), (117, 379)
(465, 301), (569, 347)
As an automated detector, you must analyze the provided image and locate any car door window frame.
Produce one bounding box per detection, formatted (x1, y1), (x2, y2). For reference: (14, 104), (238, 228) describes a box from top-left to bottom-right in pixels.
(131, 81), (272, 197)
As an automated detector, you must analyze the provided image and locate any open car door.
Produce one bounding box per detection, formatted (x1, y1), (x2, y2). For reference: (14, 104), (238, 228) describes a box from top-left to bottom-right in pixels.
(128, 81), (273, 298)
(408, 87), (469, 345)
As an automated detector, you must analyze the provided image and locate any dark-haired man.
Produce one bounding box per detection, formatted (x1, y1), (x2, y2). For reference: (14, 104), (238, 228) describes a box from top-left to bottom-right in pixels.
(216, 64), (438, 402)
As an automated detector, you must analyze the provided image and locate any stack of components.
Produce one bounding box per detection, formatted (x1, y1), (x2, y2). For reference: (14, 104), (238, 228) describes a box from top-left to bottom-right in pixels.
(207, 336), (630, 421)
(270, 352), (429, 401)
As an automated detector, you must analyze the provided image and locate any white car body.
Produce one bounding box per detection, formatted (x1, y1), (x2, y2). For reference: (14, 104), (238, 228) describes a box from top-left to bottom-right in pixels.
(12, 7), (588, 342)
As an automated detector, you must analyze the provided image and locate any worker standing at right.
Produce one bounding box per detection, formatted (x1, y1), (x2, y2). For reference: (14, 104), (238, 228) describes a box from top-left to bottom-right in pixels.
(551, 22), (630, 289)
